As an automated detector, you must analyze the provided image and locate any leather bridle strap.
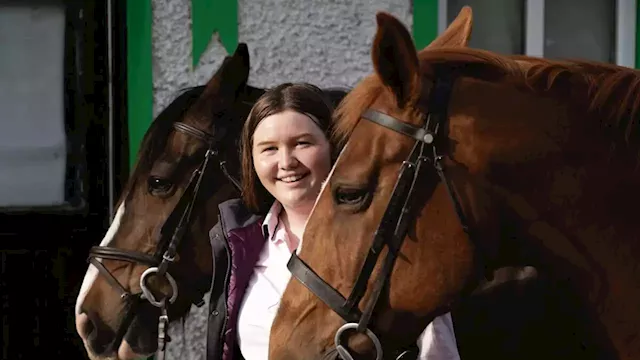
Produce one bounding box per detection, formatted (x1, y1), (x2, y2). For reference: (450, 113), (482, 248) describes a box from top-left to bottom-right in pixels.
(173, 122), (215, 144)
(154, 144), (214, 277)
(355, 140), (431, 333)
(87, 120), (227, 304)
(287, 253), (363, 322)
(174, 120), (242, 193)
(287, 138), (428, 324)
(287, 75), (466, 360)
(87, 258), (131, 300)
(89, 246), (157, 265)
(360, 109), (436, 144)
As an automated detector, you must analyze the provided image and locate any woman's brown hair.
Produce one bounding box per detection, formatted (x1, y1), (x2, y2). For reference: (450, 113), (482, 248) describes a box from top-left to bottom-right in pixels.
(240, 82), (335, 213)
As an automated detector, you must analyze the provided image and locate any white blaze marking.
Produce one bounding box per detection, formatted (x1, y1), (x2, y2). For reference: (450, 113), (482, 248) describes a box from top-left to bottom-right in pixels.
(75, 203), (126, 315)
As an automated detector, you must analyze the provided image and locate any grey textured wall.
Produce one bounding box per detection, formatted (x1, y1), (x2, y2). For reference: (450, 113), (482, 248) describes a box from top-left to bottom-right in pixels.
(151, 1), (411, 359)
(152, 0), (412, 115)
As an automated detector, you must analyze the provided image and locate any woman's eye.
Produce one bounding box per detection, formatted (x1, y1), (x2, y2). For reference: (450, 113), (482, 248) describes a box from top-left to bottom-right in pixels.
(148, 176), (174, 195)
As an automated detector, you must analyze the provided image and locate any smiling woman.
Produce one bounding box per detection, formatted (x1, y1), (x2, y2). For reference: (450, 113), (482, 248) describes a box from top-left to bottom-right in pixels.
(206, 83), (339, 360)
(205, 83), (460, 360)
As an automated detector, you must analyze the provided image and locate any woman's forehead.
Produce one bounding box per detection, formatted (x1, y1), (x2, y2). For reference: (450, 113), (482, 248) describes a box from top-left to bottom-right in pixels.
(253, 110), (326, 141)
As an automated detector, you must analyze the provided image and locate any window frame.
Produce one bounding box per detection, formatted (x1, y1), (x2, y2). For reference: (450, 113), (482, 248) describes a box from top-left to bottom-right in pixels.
(0, 0), (127, 216)
(435, 0), (637, 67)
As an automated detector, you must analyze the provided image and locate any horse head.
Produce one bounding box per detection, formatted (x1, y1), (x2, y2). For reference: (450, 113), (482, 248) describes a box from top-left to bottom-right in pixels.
(271, 4), (640, 359)
(74, 43), (264, 360)
(269, 7), (477, 360)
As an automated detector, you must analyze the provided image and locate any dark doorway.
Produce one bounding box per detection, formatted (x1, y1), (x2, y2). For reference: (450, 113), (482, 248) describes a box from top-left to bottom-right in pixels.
(0, 1), (128, 358)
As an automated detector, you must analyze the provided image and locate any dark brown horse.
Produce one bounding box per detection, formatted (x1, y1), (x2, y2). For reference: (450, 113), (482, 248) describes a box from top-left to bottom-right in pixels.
(73, 43), (262, 360)
(270, 8), (640, 360)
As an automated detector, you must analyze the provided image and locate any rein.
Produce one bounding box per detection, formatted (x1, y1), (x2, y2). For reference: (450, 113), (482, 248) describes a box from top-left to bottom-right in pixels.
(87, 118), (241, 360)
(287, 74), (482, 360)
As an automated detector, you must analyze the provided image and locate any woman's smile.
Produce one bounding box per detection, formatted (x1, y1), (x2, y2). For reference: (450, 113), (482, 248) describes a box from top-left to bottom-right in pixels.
(277, 172), (309, 184)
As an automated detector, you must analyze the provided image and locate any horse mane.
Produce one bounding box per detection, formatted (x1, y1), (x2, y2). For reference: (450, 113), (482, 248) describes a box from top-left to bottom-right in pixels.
(332, 47), (640, 155)
(116, 86), (206, 210)
(419, 48), (640, 149)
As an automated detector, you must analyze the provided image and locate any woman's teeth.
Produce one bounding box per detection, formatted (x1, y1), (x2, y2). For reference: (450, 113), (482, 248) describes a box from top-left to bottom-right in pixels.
(280, 174), (306, 183)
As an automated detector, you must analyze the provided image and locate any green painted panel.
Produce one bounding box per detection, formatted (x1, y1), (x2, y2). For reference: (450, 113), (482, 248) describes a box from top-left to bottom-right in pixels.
(636, 2), (640, 69)
(192, 0), (239, 66)
(413, 0), (439, 50)
(126, 0), (153, 169)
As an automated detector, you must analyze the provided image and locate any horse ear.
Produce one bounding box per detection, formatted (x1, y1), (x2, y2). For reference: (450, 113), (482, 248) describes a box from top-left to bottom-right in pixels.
(372, 12), (420, 108)
(425, 6), (472, 49)
(225, 43), (250, 86)
(203, 43), (251, 96)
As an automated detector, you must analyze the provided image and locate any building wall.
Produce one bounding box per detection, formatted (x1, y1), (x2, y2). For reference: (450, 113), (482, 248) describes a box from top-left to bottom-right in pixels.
(151, 1), (412, 359)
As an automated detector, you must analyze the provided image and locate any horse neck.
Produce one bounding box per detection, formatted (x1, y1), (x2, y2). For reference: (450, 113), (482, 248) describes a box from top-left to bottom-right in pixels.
(496, 157), (640, 359)
(451, 75), (640, 358)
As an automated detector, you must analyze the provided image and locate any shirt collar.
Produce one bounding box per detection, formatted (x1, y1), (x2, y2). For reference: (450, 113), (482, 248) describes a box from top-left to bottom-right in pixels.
(261, 201), (283, 242)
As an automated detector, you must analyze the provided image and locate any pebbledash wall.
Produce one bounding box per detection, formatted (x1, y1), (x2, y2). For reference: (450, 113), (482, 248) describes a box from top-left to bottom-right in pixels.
(127, 0), (433, 167)
(126, 0), (640, 359)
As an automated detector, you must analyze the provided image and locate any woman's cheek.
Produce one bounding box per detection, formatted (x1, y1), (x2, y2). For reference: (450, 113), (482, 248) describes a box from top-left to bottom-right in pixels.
(254, 157), (275, 180)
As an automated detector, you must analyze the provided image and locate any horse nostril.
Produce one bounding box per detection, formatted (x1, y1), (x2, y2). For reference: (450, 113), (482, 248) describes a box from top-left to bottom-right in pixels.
(79, 311), (117, 355)
(76, 312), (95, 339)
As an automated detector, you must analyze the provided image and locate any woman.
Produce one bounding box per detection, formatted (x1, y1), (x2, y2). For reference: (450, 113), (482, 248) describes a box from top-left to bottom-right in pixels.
(206, 83), (460, 360)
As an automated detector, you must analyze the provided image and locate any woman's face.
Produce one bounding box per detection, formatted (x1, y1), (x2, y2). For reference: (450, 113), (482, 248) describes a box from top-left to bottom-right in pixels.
(252, 110), (332, 213)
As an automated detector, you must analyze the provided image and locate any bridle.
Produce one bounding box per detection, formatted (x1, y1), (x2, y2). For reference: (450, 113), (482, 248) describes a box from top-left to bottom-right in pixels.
(87, 118), (242, 360)
(287, 74), (483, 360)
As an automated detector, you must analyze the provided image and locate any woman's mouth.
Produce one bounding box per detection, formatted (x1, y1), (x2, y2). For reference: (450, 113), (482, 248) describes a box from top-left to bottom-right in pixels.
(278, 173), (309, 183)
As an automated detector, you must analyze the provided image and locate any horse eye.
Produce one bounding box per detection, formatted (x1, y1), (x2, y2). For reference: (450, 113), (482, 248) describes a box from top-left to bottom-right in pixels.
(333, 186), (371, 211)
(148, 176), (174, 196)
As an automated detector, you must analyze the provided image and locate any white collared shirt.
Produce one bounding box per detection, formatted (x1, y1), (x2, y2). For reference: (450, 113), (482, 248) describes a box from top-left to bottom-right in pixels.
(236, 201), (460, 360)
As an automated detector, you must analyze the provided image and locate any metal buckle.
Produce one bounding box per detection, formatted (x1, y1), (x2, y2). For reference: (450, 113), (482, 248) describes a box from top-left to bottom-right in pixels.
(139, 267), (179, 307)
(334, 323), (383, 360)
(157, 307), (169, 350)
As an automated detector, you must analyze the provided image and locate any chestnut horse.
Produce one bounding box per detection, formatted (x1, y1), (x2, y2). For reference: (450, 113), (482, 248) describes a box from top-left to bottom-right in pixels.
(270, 9), (640, 360)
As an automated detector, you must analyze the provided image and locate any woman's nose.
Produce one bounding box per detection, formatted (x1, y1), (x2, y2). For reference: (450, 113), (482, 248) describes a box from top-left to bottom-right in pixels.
(279, 148), (299, 169)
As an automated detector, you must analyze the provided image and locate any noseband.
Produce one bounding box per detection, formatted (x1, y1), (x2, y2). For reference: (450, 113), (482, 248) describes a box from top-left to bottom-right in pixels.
(288, 74), (482, 360)
(87, 120), (241, 360)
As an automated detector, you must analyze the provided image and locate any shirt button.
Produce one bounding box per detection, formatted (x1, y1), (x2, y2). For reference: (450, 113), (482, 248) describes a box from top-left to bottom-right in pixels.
(212, 310), (219, 316)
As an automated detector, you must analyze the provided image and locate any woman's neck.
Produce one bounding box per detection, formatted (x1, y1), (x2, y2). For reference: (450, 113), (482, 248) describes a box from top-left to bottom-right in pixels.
(280, 205), (311, 245)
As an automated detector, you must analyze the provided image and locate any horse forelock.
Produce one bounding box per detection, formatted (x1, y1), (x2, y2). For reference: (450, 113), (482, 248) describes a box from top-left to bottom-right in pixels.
(331, 75), (384, 148)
